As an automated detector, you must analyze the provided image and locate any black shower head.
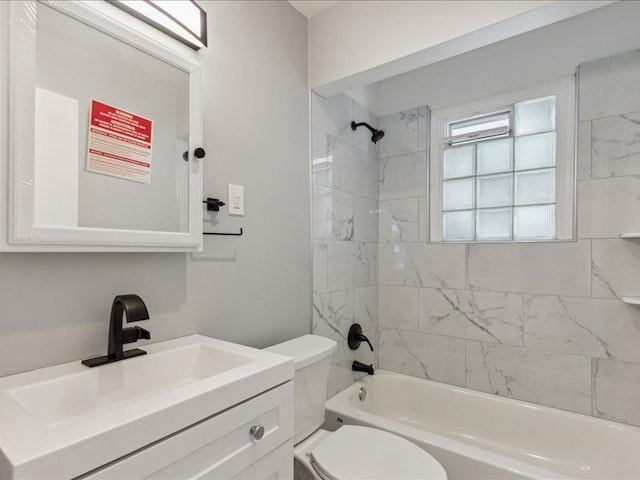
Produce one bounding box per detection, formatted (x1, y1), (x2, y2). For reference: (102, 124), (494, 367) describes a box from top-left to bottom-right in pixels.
(351, 121), (385, 144)
(371, 129), (385, 143)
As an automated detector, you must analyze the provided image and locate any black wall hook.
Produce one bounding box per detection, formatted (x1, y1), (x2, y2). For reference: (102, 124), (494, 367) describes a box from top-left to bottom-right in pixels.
(203, 198), (226, 211)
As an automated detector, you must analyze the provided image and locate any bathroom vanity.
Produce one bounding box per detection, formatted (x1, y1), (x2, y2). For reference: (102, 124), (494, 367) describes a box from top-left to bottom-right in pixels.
(0, 336), (294, 479)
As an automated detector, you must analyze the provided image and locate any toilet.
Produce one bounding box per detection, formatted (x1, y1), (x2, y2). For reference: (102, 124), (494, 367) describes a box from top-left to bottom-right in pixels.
(266, 335), (447, 480)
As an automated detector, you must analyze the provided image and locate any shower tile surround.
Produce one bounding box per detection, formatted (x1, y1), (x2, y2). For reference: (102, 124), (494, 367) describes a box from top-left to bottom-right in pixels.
(311, 93), (379, 396)
(372, 50), (640, 426)
(312, 51), (640, 426)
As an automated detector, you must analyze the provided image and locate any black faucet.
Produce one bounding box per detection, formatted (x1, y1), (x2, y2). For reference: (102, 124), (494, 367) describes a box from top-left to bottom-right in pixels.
(352, 361), (374, 375)
(348, 323), (374, 351)
(82, 294), (151, 368)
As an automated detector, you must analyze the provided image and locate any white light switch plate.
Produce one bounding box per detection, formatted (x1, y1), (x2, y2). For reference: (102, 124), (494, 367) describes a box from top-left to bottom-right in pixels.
(228, 184), (244, 216)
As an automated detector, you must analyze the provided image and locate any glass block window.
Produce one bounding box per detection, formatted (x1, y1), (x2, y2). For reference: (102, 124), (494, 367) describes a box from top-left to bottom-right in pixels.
(441, 96), (556, 241)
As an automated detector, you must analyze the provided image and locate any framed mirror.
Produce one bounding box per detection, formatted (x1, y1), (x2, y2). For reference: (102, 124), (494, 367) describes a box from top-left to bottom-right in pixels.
(0, 0), (203, 251)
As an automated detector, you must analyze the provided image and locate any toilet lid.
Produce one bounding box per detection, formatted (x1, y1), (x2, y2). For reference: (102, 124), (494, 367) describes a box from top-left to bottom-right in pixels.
(310, 426), (447, 480)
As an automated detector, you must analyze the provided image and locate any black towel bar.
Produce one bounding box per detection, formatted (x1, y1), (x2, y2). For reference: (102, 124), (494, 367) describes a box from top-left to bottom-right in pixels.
(203, 228), (243, 236)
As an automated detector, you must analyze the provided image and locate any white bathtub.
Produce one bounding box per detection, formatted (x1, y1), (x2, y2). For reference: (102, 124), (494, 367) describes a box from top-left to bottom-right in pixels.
(324, 370), (640, 480)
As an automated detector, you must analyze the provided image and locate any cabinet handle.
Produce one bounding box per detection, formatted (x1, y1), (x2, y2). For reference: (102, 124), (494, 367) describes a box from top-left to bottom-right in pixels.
(181, 148), (206, 161)
(250, 424), (265, 440)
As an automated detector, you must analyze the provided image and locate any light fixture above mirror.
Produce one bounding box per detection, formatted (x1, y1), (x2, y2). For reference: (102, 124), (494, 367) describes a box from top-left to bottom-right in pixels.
(109, 0), (207, 50)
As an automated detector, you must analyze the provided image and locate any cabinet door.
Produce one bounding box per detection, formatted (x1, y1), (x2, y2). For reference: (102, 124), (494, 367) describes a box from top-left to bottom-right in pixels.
(80, 382), (293, 479)
(231, 441), (294, 480)
(1, 1), (203, 251)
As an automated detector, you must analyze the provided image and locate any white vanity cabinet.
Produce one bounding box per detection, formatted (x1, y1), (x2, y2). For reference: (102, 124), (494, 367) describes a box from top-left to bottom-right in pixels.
(81, 382), (294, 480)
(0, 336), (295, 480)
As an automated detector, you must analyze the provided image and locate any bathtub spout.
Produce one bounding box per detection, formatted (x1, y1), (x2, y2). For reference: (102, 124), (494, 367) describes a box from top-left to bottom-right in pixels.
(352, 361), (374, 375)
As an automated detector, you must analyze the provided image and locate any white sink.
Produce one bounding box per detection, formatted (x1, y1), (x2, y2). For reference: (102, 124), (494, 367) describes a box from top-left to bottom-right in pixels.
(0, 335), (293, 479)
(9, 343), (255, 428)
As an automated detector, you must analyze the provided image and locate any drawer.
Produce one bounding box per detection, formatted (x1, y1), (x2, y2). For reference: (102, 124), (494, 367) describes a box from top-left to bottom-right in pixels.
(80, 381), (293, 479)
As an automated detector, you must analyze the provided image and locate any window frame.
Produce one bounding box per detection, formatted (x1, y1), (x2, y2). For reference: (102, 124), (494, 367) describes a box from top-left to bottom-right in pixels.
(445, 108), (512, 145)
(428, 77), (576, 243)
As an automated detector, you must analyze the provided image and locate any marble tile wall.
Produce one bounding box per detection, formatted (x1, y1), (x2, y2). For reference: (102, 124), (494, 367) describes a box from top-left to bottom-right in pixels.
(376, 50), (640, 425)
(311, 92), (379, 397)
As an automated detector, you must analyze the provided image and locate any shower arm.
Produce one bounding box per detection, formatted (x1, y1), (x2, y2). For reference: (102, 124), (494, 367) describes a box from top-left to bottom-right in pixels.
(351, 121), (376, 134)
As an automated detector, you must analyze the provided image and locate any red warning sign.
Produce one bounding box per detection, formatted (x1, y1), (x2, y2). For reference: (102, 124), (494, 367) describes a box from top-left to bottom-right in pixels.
(87, 100), (153, 184)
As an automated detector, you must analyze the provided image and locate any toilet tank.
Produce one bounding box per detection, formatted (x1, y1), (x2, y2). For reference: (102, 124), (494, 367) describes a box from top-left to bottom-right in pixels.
(265, 335), (336, 443)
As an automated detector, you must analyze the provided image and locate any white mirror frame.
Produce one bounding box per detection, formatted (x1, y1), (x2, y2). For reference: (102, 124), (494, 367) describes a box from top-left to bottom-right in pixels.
(0, 0), (203, 252)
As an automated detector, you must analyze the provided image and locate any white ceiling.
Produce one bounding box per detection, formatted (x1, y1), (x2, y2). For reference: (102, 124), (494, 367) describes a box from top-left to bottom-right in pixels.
(288, 1), (341, 18)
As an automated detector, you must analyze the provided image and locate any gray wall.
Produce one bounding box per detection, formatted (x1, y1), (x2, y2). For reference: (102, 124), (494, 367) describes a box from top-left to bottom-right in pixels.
(375, 50), (640, 427)
(192, 1), (310, 347)
(0, 1), (310, 377)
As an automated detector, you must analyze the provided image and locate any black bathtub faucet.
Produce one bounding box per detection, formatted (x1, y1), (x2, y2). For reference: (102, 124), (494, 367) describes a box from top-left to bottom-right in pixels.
(348, 323), (374, 351)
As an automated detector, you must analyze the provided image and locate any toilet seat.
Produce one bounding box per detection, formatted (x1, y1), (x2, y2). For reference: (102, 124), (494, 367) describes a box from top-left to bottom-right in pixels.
(309, 425), (447, 480)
